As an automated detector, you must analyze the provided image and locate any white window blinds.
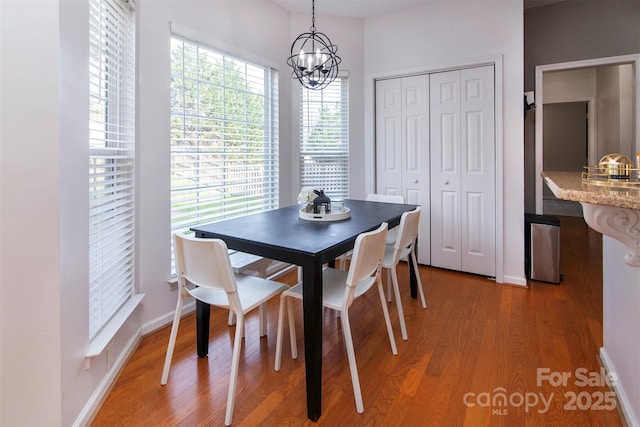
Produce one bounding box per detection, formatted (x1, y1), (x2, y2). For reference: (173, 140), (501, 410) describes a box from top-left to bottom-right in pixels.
(299, 76), (349, 198)
(88, 0), (136, 339)
(170, 36), (279, 271)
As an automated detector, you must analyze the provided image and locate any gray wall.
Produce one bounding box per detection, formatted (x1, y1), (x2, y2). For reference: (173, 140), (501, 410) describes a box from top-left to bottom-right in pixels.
(524, 0), (640, 212)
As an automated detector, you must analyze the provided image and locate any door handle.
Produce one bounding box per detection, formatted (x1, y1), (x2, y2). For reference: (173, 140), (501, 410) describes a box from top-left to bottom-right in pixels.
(444, 180), (450, 185)
(414, 180), (419, 184)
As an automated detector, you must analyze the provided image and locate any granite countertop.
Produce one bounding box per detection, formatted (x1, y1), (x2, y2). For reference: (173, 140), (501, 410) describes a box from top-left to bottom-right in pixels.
(542, 171), (640, 210)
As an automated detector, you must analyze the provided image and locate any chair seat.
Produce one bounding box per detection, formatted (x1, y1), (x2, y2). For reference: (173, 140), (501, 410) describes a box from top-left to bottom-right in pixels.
(229, 251), (271, 276)
(386, 228), (398, 245)
(282, 268), (376, 312)
(190, 274), (288, 313)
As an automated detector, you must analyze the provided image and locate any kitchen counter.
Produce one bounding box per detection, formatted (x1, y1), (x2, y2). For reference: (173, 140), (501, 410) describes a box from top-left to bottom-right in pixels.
(542, 171), (640, 210)
(543, 170), (640, 267)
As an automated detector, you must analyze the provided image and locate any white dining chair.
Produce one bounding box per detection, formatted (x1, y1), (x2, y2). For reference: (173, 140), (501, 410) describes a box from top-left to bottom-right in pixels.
(381, 207), (427, 341)
(338, 193), (405, 271)
(274, 223), (397, 413)
(161, 232), (288, 426)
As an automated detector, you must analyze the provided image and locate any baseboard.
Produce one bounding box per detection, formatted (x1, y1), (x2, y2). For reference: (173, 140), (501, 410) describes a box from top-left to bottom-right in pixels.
(141, 300), (196, 336)
(599, 347), (639, 427)
(74, 300), (197, 426)
(73, 330), (142, 427)
(502, 274), (528, 287)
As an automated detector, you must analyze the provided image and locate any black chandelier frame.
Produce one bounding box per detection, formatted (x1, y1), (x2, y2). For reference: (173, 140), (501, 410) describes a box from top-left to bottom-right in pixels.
(287, 0), (341, 90)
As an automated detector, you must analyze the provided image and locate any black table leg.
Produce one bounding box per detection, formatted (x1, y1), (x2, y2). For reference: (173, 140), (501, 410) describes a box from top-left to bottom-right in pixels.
(409, 241), (419, 298)
(409, 260), (418, 299)
(302, 259), (324, 421)
(196, 300), (210, 358)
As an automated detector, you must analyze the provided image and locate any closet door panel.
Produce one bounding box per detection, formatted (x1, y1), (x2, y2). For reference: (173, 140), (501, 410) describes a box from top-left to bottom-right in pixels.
(461, 66), (495, 276)
(375, 79), (403, 196)
(430, 70), (461, 270)
(440, 190), (459, 253)
(401, 75), (430, 264)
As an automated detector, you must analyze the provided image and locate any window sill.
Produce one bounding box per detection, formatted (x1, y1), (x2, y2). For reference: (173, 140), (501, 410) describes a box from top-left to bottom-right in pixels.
(84, 293), (145, 370)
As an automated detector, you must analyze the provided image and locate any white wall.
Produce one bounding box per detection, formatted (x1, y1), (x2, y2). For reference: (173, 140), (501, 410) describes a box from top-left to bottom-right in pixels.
(601, 236), (640, 425)
(363, 0), (525, 285)
(1, 1), (63, 424)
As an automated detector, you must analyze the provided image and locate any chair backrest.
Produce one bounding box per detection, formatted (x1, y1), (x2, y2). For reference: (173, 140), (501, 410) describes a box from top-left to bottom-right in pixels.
(346, 223), (388, 288)
(394, 207), (422, 252)
(366, 193), (405, 204)
(173, 232), (237, 293)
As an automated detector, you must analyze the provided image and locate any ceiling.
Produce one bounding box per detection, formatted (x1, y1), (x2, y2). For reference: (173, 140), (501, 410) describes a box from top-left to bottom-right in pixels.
(271, 0), (432, 19)
(271, 0), (565, 18)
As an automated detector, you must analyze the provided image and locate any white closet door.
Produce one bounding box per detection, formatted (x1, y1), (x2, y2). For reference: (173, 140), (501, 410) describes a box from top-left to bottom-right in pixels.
(375, 79), (403, 197)
(376, 76), (430, 264)
(430, 66), (495, 276)
(401, 75), (430, 264)
(430, 70), (462, 270)
(461, 66), (495, 276)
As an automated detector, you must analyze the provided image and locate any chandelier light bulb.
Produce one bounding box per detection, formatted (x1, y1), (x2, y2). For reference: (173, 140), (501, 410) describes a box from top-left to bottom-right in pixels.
(298, 49), (306, 69)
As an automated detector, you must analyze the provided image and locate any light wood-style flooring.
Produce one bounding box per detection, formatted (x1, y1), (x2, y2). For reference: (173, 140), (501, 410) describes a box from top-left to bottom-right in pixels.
(92, 216), (624, 426)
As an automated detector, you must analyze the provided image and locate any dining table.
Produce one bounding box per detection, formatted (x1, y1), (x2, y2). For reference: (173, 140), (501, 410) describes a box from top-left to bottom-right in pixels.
(190, 198), (419, 421)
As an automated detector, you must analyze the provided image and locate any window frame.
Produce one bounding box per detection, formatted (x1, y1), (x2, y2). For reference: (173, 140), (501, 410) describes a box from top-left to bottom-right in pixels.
(298, 74), (350, 199)
(88, 0), (137, 342)
(169, 34), (280, 274)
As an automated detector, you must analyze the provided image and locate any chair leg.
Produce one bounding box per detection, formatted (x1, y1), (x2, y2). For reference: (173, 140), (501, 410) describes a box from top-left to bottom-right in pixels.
(376, 276), (398, 355)
(411, 251), (427, 308)
(225, 314), (244, 426)
(161, 292), (185, 385)
(287, 296), (298, 360)
(391, 265), (408, 340)
(274, 295), (286, 371)
(229, 312), (248, 338)
(340, 309), (364, 413)
(229, 310), (246, 338)
(386, 269), (393, 302)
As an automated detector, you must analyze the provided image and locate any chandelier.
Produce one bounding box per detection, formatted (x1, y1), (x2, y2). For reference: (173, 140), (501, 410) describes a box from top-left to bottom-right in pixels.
(287, 0), (341, 90)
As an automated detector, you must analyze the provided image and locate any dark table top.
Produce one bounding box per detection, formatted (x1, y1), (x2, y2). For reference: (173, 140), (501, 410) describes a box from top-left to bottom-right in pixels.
(191, 199), (417, 265)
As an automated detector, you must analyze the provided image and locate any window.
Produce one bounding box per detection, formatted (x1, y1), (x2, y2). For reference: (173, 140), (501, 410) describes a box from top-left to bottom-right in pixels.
(170, 36), (279, 272)
(88, 0), (136, 339)
(299, 76), (349, 198)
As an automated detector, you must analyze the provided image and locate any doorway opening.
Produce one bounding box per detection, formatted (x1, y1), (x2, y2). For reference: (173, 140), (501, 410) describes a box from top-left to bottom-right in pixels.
(534, 54), (640, 214)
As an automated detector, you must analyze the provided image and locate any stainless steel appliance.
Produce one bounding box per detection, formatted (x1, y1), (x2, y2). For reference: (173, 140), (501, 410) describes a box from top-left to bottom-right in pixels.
(525, 214), (561, 284)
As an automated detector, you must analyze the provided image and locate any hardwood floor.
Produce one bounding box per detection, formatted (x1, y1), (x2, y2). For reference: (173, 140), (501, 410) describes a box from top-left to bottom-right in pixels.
(92, 216), (624, 426)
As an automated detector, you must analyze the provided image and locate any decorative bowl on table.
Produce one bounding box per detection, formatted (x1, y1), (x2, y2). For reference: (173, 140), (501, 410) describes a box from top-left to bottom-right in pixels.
(299, 204), (350, 222)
